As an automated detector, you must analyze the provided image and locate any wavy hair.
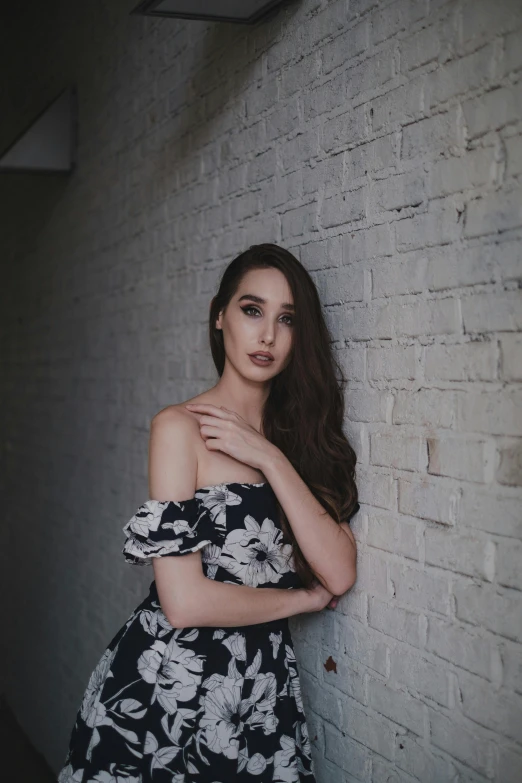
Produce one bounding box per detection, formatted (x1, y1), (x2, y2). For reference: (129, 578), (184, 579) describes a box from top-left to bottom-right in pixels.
(208, 243), (359, 589)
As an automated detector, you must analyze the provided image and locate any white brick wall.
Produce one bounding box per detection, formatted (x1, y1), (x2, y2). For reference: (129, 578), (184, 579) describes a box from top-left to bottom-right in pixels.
(1, 0), (521, 779)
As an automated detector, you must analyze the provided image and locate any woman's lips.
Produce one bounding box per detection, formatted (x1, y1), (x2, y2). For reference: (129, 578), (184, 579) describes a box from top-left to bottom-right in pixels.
(248, 354), (274, 366)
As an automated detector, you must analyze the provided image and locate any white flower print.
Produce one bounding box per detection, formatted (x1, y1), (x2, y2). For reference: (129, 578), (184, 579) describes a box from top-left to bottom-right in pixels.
(58, 764), (84, 783)
(246, 752), (268, 775)
(86, 767), (141, 782)
(219, 515), (294, 586)
(197, 485), (242, 531)
(80, 646), (119, 728)
(269, 630), (283, 658)
(199, 675), (251, 759)
(222, 631), (246, 661)
(60, 483), (316, 782)
(296, 719), (312, 760)
(245, 671), (279, 736)
(273, 735), (300, 783)
(124, 500), (168, 537)
(138, 636), (204, 714)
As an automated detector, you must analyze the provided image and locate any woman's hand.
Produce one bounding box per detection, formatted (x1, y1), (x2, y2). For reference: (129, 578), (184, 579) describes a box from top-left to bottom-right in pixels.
(184, 403), (277, 471)
(303, 580), (336, 613)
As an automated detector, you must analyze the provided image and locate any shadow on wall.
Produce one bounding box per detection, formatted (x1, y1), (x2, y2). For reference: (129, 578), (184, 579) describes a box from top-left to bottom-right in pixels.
(0, 692), (55, 783)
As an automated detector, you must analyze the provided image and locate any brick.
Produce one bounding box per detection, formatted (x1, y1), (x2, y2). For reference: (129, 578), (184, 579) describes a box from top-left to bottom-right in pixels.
(368, 345), (417, 380)
(424, 44), (495, 108)
(498, 746), (522, 783)
(496, 440), (522, 487)
(279, 128), (320, 172)
(401, 108), (462, 160)
(371, 171), (425, 212)
(372, 255), (428, 297)
(320, 648), (367, 702)
(324, 722), (370, 776)
(389, 560), (451, 615)
(345, 390), (388, 422)
(279, 53), (321, 100)
(429, 708), (495, 777)
(322, 105), (367, 152)
(390, 649), (450, 707)
(338, 343), (366, 381)
(501, 638), (522, 696)
(426, 241), (520, 291)
(368, 676), (425, 735)
(395, 203), (462, 251)
(358, 551), (390, 601)
(345, 134), (397, 181)
(322, 20), (370, 73)
(496, 538), (522, 590)
(371, 0), (428, 45)
(281, 202), (319, 239)
(462, 290), (522, 333)
(457, 389), (522, 436)
(321, 187), (367, 227)
(337, 692), (396, 761)
(502, 25), (522, 76)
(454, 581), (522, 643)
(505, 134), (522, 178)
(246, 148), (277, 184)
(368, 595), (422, 645)
(371, 431), (425, 471)
(427, 435), (494, 483)
(395, 733), (452, 781)
(425, 527), (494, 581)
(356, 468), (396, 511)
(343, 222), (393, 262)
(371, 77), (425, 132)
(462, 81), (522, 138)
(459, 487), (522, 538)
(339, 619), (390, 678)
(366, 513), (421, 560)
(427, 617), (493, 679)
(425, 340), (498, 382)
(265, 97), (301, 141)
(398, 478), (459, 525)
(317, 265), (365, 304)
(392, 389), (456, 428)
(465, 187), (522, 237)
(428, 147), (495, 198)
(461, 0), (522, 48)
(400, 26), (441, 72)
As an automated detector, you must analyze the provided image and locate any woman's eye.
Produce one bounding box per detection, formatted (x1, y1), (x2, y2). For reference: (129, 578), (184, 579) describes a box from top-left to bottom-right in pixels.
(241, 306), (293, 326)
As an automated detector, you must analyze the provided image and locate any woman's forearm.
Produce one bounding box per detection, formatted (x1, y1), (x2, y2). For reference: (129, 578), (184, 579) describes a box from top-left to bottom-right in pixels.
(167, 578), (312, 628)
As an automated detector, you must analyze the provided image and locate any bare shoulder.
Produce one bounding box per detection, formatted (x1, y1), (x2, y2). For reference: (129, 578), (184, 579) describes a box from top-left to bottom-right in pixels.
(151, 402), (198, 431)
(148, 405), (200, 499)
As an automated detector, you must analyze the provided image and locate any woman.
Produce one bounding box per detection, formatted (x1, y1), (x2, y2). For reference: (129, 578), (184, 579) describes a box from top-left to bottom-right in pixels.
(58, 243), (359, 782)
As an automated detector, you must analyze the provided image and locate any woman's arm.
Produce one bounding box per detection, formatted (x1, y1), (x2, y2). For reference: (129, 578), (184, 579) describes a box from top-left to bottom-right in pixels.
(181, 402), (358, 599)
(261, 450), (357, 597)
(162, 576), (314, 628)
(147, 407), (333, 629)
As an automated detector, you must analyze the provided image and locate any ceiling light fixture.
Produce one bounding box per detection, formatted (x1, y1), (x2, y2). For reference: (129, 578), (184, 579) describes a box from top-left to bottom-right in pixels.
(131, 0), (289, 24)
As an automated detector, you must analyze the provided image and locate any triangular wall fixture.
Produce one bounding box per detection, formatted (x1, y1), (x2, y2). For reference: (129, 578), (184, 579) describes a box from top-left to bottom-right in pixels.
(0, 86), (77, 174)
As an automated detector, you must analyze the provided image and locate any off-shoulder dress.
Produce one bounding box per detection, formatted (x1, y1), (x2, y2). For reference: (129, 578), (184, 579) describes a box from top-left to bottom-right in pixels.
(58, 480), (353, 782)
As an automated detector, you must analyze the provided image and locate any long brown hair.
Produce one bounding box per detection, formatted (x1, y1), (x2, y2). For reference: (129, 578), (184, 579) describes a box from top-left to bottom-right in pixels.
(208, 243), (359, 588)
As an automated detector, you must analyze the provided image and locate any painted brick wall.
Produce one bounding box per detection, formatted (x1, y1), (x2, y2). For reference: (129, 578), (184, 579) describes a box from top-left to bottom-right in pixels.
(1, 0), (521, 779)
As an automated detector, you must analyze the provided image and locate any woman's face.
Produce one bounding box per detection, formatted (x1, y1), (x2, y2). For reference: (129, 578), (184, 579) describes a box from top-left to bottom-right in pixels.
(215, 267), (295, 379)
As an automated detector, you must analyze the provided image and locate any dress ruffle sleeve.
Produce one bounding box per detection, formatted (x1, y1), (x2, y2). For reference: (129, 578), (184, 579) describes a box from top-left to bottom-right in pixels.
(122, 495), (220, 566)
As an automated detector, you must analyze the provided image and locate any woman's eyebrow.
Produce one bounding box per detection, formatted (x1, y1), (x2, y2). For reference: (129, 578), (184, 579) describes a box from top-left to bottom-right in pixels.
(237, 293), (295, 311)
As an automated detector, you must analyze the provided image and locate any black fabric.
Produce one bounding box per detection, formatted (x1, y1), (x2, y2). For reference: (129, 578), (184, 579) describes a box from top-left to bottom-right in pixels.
(58, 482), (319, 782)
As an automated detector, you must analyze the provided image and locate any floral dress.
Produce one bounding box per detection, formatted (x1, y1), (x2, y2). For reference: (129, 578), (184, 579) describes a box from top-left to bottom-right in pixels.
(58, 481), (318, 782)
